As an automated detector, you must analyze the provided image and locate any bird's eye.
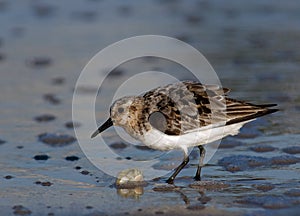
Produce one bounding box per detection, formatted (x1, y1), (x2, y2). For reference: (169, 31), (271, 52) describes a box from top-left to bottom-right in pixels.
(118, 107), (124, 113)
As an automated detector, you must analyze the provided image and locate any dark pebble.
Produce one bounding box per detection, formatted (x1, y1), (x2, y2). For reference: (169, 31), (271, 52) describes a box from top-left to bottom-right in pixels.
(74, 166), (81, 170)
(185, 15), (203, 25)
(284, 189), (300, 197)
(34, 114), (56, 122)
(43, 93), (61, 105)
(236, 195), (292, 209)
(0, 53), (5, 61)
(186, 204), (205, 210)
(12, 205), (32, 215)
(4, 175), (13, 179)
(250, 145), (276, 153)
(109, 142), (128, 149)
(41, 182), (53, 186)
(27, 57), (52, 68)
(134, 145), (154, 151)
(253, 184), (275, 192)
(51, 77), (65, 85)
(86, 206), (93, 209)
(74, 85), (99, 95)
(153, 184), (180, 192)
(218, 155), (269, 172)
(106, 68), (125, 78)
(270, 155), (300, 165)
(0, 139), (6, 145)
(17, 146), (23, 149)
(81, 170), (90, 175)
(38, 133), (76, 147)
(65, 121), (81, 129)
(282, 146), (300, 154)
(189, 181), (230, 190)
(155, 210), (164, 214)
(34, 154), (50, 160)
(32, 3), (56, 18)
(219, 138), (243, 149)
(65, 156), (79, 161)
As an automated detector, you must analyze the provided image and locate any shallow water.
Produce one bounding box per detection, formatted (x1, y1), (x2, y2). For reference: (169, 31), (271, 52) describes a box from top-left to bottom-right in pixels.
(0, 0), (300, 215)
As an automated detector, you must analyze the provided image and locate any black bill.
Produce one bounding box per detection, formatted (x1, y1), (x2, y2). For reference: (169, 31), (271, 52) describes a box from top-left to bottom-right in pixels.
(91, 118), (113, 138)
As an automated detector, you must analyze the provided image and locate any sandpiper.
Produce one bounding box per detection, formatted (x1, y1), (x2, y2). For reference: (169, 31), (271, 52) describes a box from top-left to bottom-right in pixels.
(91, 81), (278, 184)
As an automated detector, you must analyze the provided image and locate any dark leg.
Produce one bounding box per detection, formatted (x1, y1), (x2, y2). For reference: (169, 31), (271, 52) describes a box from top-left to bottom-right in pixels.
(194, 145), (206, 181)
(166, 155), (189, 184)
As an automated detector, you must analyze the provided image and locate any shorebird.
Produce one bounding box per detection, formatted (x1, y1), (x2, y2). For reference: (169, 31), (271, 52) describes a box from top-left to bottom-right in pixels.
(91, 81), (278, 184)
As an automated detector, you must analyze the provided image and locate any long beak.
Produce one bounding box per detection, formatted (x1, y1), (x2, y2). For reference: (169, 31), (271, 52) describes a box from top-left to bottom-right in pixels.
(91, 118), (113, 138)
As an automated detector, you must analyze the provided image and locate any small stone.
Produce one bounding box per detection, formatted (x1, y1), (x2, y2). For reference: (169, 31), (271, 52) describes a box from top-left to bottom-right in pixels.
(38, 133), (76, 147)
(27, 57), (52, 68)
(284, 189), (300, 197)
(65, 121), (81, 129)
(74, 166), (81, 170)
(51, 77), (65, 85)
(253, 184), (275, 192)
(12, 205), (32, 215)
(81, 170), (90, 175)
(4, 175), (13, 179)
(271, 155), (300, 165)
(250, 145), (276, 153)
(0, 139), (6, 145)
(65, 156), (79, 161)
(34, 154), (50, 160)
(43, 93), (61, 105)
(41, 182), (52, 186)
(189, 181), (230, 190)
(34, 114), (56, 122)
(282, 146), (300, 155)
(109, 142), (128, 149)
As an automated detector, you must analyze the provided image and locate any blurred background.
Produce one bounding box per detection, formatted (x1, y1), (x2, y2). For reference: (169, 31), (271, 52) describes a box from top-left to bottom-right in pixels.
(0, 0), (299, 215)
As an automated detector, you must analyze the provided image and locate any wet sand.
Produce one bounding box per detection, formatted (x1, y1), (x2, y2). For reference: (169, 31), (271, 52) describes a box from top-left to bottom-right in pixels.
(0, 0), (300, 215)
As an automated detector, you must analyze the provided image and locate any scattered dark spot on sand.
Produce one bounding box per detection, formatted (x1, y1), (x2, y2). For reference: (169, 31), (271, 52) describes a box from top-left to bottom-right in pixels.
(51, 77), (65, 85)
(0, 52), (5, 61)
(75, 85), (98, 94)
(81, 170), (90, 175)
(48, 213), (54, 216)
(43, 93), (61, 105)
(71, 10), (98, 22)
(125, 157), (131, 160)
(282, 146), (300, 154)
(153, 184), (180, 192)
(134, 145), (154, 151)
(65, 156), (79, 161)
(65, 121), (81, 129)
(38, 133), (76, 147)
(106, 68), (125, 78)
(109, 142), (128, 149)
(27, 57), (52, 68)
(117, 5), (132, 17)
(155, 210), (164, 214)
(86, 206), (93, 209)
(34, 154), (49, 160)
(253, 184), (275, 192)
(237, 127), (262, 138)
(284, 189), (300, 197)
(34, 114), (56, 122)
(185, 15), (203, 25)
(17, 146), (23, 149)
(32, 3), (56, 18)
(270, 155), (300, 165)
(12, 205), (32, 215)
(0, 139), (6, 145)
(189, 181), (230, 190)
(218, 155), (269, 172)
(186, 204), (205, 210)
(74, 166), (81, 170)
(35, 181), (53, 186)
(219, 138), (243, 149)
(236, 195), (292, 209)
(250, 145), (276, 153)
(4, 175), (13, 179)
